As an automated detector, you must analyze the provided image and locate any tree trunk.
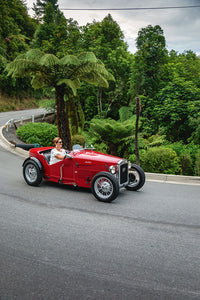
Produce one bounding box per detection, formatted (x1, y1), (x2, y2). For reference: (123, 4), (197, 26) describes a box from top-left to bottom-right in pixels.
(55, 84), (71, 149)
(135, 96), (141, 165)
(108, 142), (117, 156)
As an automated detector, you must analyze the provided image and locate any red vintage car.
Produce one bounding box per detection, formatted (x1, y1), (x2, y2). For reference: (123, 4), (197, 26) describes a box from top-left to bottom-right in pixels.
(22, 144), (145, 202)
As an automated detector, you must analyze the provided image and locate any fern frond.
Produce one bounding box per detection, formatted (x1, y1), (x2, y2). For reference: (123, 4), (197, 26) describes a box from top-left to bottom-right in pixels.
(25, 49), (44, 62)
(80, 72), (109, 88)
(75, 62), (115, 83)
(6, 59), (38, 77)
(57, 79), (81, 95)
(78, 52), (98, 63)
(60, 55), (81, 66)
(39, 54), (60, 67)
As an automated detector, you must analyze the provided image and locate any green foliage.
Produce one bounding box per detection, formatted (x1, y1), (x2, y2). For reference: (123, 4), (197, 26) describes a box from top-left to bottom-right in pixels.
(145, 134), (167, 148)
(123, 134), (166, 162)
(89, 116), (135, 155)
(132, 25), (167, 97)
(6, 8), (114, 149)
(188, 115), (200, 145)
(119, 106), (133, 122)
(195, 150), (200, 176)
(82, 130), (109, 153)
(6, 49), (114, 92)
(166, 141), (200, 175)
(0, 1), (37, 97)
(90, 118), (134, 143)
(39, 98), (56, 112)
(32, 6), (82, 56)
(16, 122), (58, 146)
(140, 147), (180, 174)
(33, 0), (59, 21)
(0, 0), (36, 60)
(154, 76), (200, 141)
(81, 14), (132, 118)
(167, 50), (200, 84)
(71, 135), (86, 147)
(179, 153), (193, 176)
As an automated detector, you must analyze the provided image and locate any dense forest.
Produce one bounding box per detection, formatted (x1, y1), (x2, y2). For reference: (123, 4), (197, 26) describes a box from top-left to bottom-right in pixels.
(1, 0), (200, 175)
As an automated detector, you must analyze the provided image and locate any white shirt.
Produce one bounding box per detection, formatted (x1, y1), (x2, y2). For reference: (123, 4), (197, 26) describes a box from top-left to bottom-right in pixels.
(49, 148), (66, 165)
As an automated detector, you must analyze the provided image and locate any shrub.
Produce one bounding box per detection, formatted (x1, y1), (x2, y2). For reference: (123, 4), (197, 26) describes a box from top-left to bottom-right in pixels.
(71, 135), (86, 147)
(195, 150), (200, 176)
(140, 147), (181, 174)
(146, 134), (167, 148)
(167, 141), (200, 175)
(179, 153), (193, 175)
(16, 122), (58, 146)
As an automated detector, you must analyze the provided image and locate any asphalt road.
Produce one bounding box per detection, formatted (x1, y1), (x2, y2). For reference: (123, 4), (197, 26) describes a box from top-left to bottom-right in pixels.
(0, 110), (200, 299)
(0, 108), (47, 125)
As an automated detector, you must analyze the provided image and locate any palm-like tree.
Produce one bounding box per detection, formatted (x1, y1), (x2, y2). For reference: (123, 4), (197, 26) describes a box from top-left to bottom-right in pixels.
(6, 49), (114, 148)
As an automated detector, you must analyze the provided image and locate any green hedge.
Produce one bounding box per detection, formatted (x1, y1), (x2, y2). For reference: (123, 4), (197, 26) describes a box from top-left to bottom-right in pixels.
(140, 147), (181, 174)
(16, 122), (58, 146)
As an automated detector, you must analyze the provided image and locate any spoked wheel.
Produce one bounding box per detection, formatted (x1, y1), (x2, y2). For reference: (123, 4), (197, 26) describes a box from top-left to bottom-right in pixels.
(126, 164), (145, 191)
(91, 172), (119, 202)
(23, 160), (43, 186)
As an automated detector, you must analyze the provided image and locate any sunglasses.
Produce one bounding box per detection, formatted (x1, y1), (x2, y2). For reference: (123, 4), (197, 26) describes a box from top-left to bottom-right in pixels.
(57, 141), (62, 144)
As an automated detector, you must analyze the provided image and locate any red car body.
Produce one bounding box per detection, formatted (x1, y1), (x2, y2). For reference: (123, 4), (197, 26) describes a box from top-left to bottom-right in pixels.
(22, 145), (145, 202)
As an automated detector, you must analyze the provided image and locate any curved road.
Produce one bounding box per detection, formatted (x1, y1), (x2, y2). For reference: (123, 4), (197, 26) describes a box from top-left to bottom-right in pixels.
(0, 110), (200, 299)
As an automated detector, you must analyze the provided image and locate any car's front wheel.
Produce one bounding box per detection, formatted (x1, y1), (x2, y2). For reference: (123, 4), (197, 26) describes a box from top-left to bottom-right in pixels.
(91, 172), (119, 202)
(23, 160), (43, 186)
(126, 164), (145, 191)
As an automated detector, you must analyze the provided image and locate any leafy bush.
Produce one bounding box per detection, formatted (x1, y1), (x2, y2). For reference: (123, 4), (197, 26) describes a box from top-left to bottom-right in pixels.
(195, 150), (200, 176)
(179, 153), (193, 175)
(16, 122), (58, 146)
(140, 147), (181, 174)
(167, 141), (200, 175)
(146, 134), (167, 148)
(71, 135), (86, 147)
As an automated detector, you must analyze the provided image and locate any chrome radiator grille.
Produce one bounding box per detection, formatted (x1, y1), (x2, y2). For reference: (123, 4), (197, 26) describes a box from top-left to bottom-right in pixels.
(119, 162), (128, 185)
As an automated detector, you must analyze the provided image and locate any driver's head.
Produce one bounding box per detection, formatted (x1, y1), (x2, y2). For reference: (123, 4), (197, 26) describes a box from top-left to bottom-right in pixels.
(53, 137), (62, 146)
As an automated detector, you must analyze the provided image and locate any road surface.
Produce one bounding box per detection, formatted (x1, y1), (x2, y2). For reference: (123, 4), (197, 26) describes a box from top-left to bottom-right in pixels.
(0, 110), (200, 299)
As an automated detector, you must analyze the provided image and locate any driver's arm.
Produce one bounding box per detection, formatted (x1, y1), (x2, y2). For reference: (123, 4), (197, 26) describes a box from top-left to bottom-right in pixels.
(55, 154), (66, 160)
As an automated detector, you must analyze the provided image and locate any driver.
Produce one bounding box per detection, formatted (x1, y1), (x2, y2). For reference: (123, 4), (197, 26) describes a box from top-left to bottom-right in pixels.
(49, 137), (66, 165)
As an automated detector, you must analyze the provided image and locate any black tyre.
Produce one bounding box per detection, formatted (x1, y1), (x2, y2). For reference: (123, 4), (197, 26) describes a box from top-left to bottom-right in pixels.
(23, 160), (43, 186)
(91, 172), (119, 202)
(126, 164), (145, 191)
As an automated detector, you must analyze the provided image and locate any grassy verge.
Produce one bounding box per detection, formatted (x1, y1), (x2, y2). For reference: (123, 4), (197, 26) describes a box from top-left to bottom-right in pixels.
(0, 96), (43, 112)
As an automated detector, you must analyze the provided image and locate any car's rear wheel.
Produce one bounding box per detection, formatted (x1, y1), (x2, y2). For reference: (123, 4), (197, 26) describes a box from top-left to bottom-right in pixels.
(23, 160), (43, 186)
(126, 164), (145, 191)
(91, 172), (119, 202)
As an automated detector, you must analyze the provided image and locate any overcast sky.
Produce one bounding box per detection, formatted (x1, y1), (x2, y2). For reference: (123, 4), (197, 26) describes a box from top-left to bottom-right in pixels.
(26, 0), (200, 55)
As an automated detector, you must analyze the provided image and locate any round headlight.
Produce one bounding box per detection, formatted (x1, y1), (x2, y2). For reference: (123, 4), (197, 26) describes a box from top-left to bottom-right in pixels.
(109, 165), (116, 174)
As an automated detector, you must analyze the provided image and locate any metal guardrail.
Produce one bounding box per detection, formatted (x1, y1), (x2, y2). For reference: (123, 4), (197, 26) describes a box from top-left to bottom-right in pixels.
(4, 113), (52, 132)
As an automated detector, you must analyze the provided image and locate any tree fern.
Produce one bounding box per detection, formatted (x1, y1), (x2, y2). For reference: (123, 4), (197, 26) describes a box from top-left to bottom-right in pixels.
(6, 49), (114, 148)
